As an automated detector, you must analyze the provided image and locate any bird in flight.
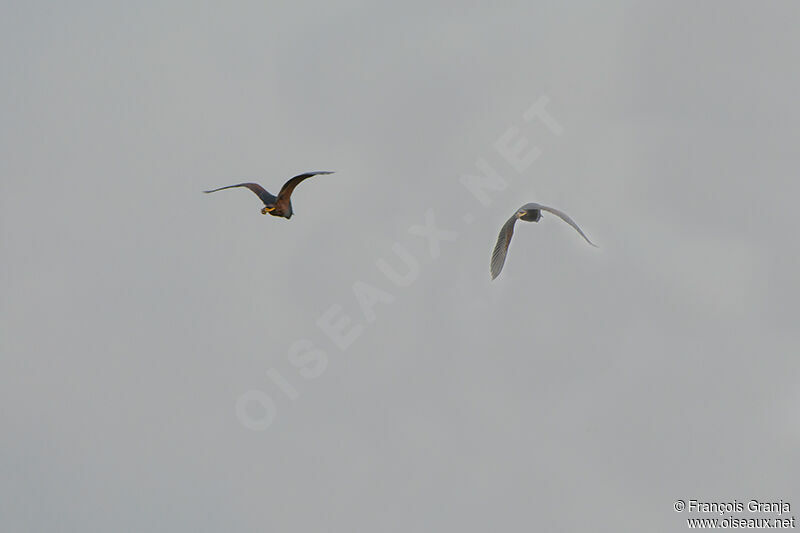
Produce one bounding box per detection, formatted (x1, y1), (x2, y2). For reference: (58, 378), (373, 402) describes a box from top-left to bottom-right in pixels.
(204, 171), (334, 219)
(491, 203), (596, 280)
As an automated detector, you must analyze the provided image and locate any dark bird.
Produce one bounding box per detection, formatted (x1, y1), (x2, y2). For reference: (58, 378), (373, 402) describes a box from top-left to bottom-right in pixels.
(491, 203), (597, 280)
(204, 171), (334, 219)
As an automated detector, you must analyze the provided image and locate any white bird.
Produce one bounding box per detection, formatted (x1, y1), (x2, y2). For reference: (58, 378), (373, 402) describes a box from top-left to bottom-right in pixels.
(491, 203), (597, 280)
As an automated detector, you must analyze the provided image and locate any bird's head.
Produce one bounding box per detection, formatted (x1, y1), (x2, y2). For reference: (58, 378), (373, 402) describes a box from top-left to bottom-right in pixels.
(519, 209), (542, 222)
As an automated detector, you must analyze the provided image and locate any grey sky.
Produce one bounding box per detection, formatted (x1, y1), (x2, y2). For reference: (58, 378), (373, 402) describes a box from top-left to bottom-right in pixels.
(2, 2), (799, 531)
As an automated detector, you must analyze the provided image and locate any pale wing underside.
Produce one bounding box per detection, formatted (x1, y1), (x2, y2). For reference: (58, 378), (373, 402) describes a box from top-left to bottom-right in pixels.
(532, 204), (597, 247)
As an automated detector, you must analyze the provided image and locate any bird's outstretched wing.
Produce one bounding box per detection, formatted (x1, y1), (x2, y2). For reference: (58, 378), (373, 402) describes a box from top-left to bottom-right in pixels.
(491, 214), (520, 280)
(274, 171), (334, 212)
(203, 183), (277, 205)
(535, 204), (597, 247)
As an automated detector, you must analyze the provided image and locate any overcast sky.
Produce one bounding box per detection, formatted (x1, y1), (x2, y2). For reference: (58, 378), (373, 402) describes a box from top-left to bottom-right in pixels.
(2, 2), (799, 531)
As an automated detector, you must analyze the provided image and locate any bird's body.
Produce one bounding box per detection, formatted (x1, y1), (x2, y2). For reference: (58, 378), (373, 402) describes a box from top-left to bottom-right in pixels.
(204, 171), (333, 219)
(490, 202), (596, 280)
